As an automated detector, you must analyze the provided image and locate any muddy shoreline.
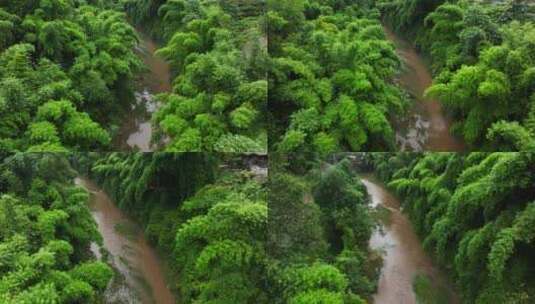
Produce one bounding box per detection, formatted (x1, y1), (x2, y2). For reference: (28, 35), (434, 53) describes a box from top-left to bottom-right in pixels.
(383, 26), (465, 152)
(75, 177), (176, 304)
(113, 27), (171, 152)
(360, 173), (459, 304)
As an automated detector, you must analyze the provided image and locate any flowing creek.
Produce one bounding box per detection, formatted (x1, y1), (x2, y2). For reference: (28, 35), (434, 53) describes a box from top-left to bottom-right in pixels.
(114, 28), (171, 152)
(360, 174), (458, 304)
(383, 26), (465, 152)
(75, 177), (176, 304)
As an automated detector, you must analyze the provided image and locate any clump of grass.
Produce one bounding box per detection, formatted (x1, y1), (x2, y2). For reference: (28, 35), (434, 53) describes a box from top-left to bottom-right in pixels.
(412, 274), (451, 304)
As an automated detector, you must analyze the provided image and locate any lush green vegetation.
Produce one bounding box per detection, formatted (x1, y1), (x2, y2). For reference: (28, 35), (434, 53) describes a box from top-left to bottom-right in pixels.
(381, 0), (535, 150)
(0, 153), (113, 303)
(267, 156), (381, 303)
(412, 274), (450, 304)
(0, 152), (269, 303)
(371, 152), (535, 303)
(125, 0), (268, 152)
(0, 1), (142, 152)
(75, 150), (386, 303)
(269, 0), (408, 154)
(0, 0), (267, 153)
(83, 152), (268, 302)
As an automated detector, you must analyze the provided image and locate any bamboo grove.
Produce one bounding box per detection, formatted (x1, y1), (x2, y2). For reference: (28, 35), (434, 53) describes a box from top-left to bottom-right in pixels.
(0, 0), (267, 153)
(267, 155), (381, 303)
(0, 153), (113, 302)
(83, 152), (269, 303)
(381, 0), (535, 150)
(269, 0), (407, 154)
(125, 0), (268, 152)
(3, 0), (534, 153)
(1, 0), (535, 304)
(370, 152), (535, 302)
(0, 1), (141, 152)
(0, 152), (270, 303)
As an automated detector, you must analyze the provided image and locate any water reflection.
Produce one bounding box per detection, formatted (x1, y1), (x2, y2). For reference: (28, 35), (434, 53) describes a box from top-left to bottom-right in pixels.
(384, 26), (465, 152)
(75, 177), (176, 304)
(114, 28), (171, 151)
(360, 174), (458, 304)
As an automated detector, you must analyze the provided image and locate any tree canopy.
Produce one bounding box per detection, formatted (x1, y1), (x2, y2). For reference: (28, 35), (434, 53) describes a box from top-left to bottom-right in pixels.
(381, 0), (535, 150)
(125, 0), (268, 152)
(371, 152), (535, 303)
(0, 0), (141, 152)
(84, 152), (268, 302)
(269, 0), (408, 154)
(267, 156), (380, 303)
(0, 153), (113, 303)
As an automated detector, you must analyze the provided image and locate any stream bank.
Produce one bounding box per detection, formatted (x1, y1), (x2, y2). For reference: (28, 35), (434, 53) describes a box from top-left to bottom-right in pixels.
(383, 26), (465, 152)
(360, 173), (459, 304)
(113, 27), (171, 152)
(75, 177), (176, 304)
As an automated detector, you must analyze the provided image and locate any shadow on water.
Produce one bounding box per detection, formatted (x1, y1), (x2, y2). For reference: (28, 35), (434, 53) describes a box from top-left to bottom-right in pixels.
(383, 26), (465, 152)
(113, 28), (171, 152)
(360, 174), (459, 304)
(75, 177), (176, 304)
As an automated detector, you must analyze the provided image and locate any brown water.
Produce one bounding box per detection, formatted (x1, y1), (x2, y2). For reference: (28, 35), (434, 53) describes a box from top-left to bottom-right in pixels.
(75, 177), (176, 304)
(384, 26), (465, 152)
(114, 28), (171, 152)
(360, 174), (458, 304)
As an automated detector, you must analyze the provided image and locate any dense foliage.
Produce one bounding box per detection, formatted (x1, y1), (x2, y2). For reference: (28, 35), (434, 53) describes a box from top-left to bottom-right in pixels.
(0, 0), (141, 152)
(86, 153), (216, 218)
(381, 0), (535, 150)
(371, 152), (535, 303)
(0, 153), (112, 303)
(125, 0), (268, 152)
(269, 0), (408, 154)
(267, 157), (380, 303)
(86, 153), (269, 303)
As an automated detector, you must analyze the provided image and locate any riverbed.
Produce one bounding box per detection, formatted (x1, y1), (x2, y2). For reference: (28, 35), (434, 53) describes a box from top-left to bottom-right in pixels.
(360, 174), (458, 304)
(113, 28), (171, 152)
(384, 26), (465, 152)
(75, 177), (176, 304)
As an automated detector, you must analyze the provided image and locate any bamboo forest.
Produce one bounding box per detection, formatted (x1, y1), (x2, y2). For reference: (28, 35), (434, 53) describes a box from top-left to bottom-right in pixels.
(0, 152), (268, 303)
(268, 152), (535, 304)
(0, 0), (267, 153)
(1, 0), (535, 304)
(270, 0), (535, 153)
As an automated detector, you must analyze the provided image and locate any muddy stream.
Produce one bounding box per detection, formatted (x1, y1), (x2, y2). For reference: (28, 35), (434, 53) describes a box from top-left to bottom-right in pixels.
(114, 28), (171, 152)
(360, 174), (458, 304)
(384, 26), (465, 152)
(75, 177), (176, 304)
